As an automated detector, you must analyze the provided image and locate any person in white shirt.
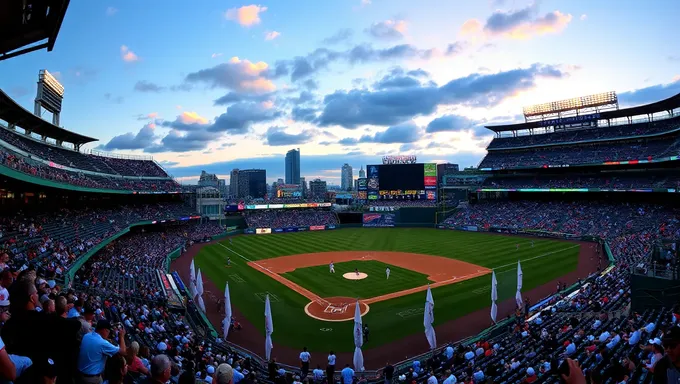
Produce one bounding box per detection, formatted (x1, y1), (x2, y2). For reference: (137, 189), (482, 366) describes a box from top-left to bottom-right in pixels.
(326, 351), (336, 381)
(329, 262), (335, 273)
(299, 347), (311, 378)
(386, 268), (390, 280)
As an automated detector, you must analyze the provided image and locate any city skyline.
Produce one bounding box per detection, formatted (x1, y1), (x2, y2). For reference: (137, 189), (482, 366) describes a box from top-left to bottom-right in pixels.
(0, 1), (678, 184)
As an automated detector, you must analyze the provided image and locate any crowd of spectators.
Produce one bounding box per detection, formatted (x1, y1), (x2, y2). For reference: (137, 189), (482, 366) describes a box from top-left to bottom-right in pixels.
(0, 146), (181, 192)
(0, 203), (196, 279)
(444, 201), (680, 263)
(482, 174), (680, 190)
(0, 241), (264, 384)
(74, 222), (224, 301)
(487, 116), (680, 150)
(0, 127), (169, 177)
(244, 209), (339, 228)
(480, 135), (680, 169)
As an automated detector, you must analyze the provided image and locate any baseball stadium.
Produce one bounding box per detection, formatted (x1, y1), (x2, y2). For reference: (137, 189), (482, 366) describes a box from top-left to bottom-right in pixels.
(1, 3), (680, 384)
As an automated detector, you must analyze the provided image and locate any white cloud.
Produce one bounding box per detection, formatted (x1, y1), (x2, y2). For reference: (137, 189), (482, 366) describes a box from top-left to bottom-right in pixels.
(120, 45), (139, 62)
(225, 5), (268, 27)
(265, 31), (281, 41)
(580, 14), (587, 21)
(106, 6), (118, 16)
(211, 53), (223, 59)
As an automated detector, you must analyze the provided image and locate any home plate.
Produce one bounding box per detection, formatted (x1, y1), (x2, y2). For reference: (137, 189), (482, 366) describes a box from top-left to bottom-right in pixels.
(343, 272), (368, 280)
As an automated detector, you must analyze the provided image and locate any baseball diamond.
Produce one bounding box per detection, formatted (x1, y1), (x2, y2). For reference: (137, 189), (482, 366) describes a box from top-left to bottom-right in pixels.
(174, 227), (596, 367)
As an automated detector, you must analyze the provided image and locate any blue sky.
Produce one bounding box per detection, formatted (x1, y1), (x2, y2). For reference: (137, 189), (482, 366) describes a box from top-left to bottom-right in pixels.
(1, 0), (679, 184)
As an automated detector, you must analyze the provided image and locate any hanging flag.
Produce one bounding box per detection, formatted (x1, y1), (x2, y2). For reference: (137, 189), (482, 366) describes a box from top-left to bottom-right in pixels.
(224, 282), (232, 340)
(424, 286), (437, 350)
(189, 260), (197, 299)
(353, 300), (364, 371)
(491, 270), (498, 323)
(196, 269), (206, 312)
(265, 294), (274, 361)
(515, 260), (524, 308)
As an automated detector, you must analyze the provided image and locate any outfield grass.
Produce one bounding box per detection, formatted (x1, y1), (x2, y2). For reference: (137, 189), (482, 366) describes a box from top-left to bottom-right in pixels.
(281, 260), (432, 298)
(194, 228), (579, 352)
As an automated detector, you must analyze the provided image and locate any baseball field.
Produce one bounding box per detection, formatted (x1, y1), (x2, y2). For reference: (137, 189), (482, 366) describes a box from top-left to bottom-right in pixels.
(190, 227), (581, 353)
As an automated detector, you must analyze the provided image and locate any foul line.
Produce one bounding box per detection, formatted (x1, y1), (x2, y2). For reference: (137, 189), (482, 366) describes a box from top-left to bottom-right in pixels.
(216, 243), (330, 307)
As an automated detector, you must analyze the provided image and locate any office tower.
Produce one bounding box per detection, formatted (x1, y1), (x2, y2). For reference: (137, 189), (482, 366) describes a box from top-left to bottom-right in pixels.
(341, 163), (353, 191)
(238, 169), (267, 199)
(229, 169), (239, 198)
(285, 148), (301, 185)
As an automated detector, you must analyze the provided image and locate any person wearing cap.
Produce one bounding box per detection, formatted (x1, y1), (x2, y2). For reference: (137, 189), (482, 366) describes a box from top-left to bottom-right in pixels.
(77, 319), (126, 384)
(653, 326), (680, 383)
(524, 367), (537, 383)
(205, 364), (216, 383)
(215, 363), (234, 384)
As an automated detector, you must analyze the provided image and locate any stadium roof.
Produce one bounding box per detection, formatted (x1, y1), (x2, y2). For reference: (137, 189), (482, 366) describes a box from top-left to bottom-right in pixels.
(0, 90), (97, 145)
(486, 92), (680, 133)
(0, 0), (70, 61)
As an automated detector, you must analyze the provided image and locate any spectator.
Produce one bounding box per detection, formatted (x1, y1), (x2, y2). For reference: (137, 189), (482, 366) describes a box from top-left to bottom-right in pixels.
(140, 354), (172, 384)
(103, 354), (128, 384)
(77, 319), (127, 384)
(340, 364), (354, 384)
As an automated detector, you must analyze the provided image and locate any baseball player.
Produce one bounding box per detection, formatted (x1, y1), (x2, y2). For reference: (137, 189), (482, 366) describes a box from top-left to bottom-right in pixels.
(226, 257), (231, 268)
(329, 262), (335, 273)
(516, 243), (520, 251)
(386, 267), (391, 280)
(355, 268), (360, 276)
(531, 240), (534, 247)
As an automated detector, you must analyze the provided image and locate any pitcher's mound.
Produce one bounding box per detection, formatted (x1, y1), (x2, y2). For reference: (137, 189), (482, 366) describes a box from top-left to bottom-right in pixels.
(304, 297), (370, 322)
(343, 272), (368, 280)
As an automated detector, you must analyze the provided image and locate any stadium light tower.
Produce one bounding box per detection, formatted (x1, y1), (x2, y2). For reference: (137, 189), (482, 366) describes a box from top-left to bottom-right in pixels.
(34, 69), (64, 126)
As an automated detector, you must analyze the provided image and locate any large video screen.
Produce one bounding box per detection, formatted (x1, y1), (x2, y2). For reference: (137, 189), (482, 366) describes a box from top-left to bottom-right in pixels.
(378, 164), (425, 190)
(366, 163), (437, 200)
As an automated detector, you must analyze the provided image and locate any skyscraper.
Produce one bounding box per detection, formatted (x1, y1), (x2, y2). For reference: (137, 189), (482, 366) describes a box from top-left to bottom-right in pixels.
(285, 148), (301, 185)
(300, 177), (307, 198)
(341, 163), (353, 191)
(359, 166), (366, 179)
(229, 169), (239, 198)
(238, 169), (267, 199)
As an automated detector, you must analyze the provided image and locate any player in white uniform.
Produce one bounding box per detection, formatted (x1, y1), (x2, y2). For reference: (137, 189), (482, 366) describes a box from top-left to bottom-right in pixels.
(329, 262), (335, 273)
(386, 267), (391, 279)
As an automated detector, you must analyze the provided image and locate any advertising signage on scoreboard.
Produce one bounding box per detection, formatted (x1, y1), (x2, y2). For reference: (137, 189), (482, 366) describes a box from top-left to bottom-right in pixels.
(358, 178), (367, 191)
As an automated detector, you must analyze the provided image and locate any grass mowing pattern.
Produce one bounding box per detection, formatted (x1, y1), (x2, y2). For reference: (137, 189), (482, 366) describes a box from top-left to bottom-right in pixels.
(194, 228), (579, 351)
(281, 260), (432, 298)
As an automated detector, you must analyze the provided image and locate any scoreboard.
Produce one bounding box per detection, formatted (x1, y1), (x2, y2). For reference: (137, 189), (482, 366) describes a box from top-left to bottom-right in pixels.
(363, 163), (437, 201)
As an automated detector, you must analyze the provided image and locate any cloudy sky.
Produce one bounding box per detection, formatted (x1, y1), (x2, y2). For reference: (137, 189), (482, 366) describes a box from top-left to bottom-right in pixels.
(1, 0), (679, 184)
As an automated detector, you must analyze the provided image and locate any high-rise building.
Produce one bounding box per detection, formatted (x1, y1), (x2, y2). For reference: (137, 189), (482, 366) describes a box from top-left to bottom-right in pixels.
(238, 169), (267, 199)
(300, 177), (307, 198)
(359, 166), (365, 179)
(341, 163), (353, 191)
(285, 148), (301, 185)
(229, 169), (239, 198)
(277, 178), (284, 185)
(198, 170), (219, 188)
(309, 178), (327, 199)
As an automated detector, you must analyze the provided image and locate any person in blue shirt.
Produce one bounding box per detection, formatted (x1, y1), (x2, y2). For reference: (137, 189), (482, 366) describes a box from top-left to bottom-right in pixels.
(77, 319), (127, 384)
(340, 364), (354, 384)
(68, 299), (83, 319)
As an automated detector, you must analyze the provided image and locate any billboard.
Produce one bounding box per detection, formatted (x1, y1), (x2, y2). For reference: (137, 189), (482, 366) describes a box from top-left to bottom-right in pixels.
(362, 213), (396, 227)
(358, 178), (367, 190)
(256, 228), (272, 234)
